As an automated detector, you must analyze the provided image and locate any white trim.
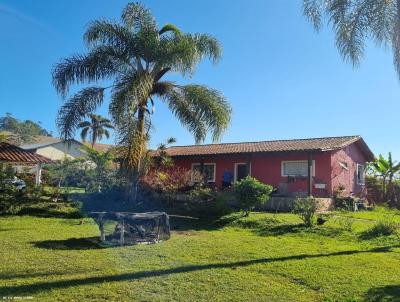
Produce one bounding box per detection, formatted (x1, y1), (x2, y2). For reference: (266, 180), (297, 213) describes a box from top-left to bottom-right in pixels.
(234, 162), (251, 182)
(281, 160), (315, 177)
(191, 162), (216, 183)
(356, 163), (365, 185)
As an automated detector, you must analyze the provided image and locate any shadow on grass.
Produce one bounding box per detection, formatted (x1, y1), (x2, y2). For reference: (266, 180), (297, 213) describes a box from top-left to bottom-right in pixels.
(364, 285), (400, 302)
(254, 223), (345, 237)
(32, 237), (110, 250)
(1, 246), (397, 295)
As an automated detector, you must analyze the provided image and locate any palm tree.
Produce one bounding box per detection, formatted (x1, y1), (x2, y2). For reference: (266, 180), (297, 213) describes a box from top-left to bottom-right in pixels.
(368, 152), (400, 205)
(78, 114), (114, 147)
(52, 2), (231, 199)
(303, 0), (400, 79)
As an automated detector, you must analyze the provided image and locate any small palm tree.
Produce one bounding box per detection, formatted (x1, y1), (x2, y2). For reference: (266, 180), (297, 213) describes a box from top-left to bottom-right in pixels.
(78, 114), (114, 147)
(368, 152), (400, 204)
(52, 2), (231, 199)
(303, 0), (400, 79)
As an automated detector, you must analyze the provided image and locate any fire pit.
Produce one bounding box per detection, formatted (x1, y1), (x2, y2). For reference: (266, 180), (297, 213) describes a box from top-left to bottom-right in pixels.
(90, 212), (170, 246)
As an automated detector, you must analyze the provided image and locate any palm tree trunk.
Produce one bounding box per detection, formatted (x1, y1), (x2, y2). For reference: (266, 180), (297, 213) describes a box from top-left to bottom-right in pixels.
(91, 130), (96, 148)
(131, 107), (146, 202)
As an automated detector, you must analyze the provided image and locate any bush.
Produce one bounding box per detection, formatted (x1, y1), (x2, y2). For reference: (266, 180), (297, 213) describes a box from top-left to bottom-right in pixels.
(362, 219), (399, 238)
(141, 166), (195, 194)
(336, 216), (354, 232)
(293, 196), (319, 227)
(234, 176), (273, 216)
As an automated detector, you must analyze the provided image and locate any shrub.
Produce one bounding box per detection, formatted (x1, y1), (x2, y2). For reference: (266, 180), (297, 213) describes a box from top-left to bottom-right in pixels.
(363, 219), (399, 238)
(234, 176), (273, 216)
(141, 166), (195, 194)
(293, 196), (319, 227)
(336, 216), (354, 232)
(0, 183), (21, 215)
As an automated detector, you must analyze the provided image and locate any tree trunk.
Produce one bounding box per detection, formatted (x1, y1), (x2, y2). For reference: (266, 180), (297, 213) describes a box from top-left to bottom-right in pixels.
(131, 107), (146, 203)
(91, 130), (97, 148)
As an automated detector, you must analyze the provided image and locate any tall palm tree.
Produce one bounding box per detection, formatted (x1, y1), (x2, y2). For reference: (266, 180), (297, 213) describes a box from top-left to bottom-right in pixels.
(52, 2), (231, 199)
(78, 114), (114, 147)
(303, 0), (400, 79)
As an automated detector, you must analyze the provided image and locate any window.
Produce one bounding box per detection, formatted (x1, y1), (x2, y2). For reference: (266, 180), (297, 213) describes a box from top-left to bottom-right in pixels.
(281, 160), (315, 177)
(191, 163), (216, 183)
(356, 164), (365, 185)
(235, 163), (251, 182)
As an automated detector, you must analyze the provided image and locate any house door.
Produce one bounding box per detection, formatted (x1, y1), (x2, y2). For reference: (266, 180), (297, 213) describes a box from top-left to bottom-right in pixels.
(235, 163), (248, 182)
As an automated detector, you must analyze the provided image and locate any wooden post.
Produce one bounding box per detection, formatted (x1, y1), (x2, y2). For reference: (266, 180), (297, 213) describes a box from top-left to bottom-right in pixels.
(246, 155), (251, 177)
(308, 154), (313, 196)
(98, 213), (105, 241)
(200, 159), (206, 184)
(35, 163), (42, 186)
(120, 220), (125, 246)
(99, 222), (105, 241)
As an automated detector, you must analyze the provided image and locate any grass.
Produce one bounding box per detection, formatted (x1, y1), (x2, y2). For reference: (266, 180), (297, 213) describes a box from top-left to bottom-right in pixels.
(1, 207), (400, 301)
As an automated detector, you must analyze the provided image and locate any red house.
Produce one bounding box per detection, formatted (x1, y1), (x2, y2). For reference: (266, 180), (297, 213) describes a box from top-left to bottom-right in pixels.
(164, 136), (374, 198)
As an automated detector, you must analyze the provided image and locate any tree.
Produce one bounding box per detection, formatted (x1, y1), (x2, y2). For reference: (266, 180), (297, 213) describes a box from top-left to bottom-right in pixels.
(303, 0), (400, 79)
(78, 114), (114, 147)
(80, 145), (115, 192)
(0, 113), (52, 144)
(368, 152), (400, 205)
(52, 2), (231, 200)
(234, 176), (273, 216)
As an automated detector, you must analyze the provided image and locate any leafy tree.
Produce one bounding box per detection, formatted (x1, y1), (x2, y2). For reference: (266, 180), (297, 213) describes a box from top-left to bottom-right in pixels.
(303, 0), (400, 79)
(78, 114), (114, 147)
(234, 176), (273, 216)
(0, 113), (52, 144)
(368, 152), (400, 205)
(52, 2), (231, 200)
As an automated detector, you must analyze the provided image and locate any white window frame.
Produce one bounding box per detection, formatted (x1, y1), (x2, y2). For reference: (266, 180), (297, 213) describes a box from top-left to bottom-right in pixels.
(356, 163), (365, 185)
(281, 160), (315, 177)
(234, 162), (251, 182)
(191, 163), (216, 183)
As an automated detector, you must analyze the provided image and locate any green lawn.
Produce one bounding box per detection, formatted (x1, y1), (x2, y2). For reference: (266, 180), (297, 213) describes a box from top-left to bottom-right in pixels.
(1, 208), (400, 301)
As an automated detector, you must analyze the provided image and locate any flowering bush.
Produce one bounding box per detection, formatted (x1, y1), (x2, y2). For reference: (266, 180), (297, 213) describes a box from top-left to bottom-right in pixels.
(141, 166), (197, 193)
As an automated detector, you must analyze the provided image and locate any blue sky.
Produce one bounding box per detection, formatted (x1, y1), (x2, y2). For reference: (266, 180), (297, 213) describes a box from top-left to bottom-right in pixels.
(0, 0), (399, 159)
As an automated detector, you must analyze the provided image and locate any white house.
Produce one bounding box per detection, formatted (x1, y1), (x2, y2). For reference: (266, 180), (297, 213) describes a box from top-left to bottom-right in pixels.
(20, 136), (112, 161)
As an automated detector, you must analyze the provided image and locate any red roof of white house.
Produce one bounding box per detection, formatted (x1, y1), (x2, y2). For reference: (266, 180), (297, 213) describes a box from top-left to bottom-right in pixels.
(0, 142), (52, 164)
(162, 136), (374, 160)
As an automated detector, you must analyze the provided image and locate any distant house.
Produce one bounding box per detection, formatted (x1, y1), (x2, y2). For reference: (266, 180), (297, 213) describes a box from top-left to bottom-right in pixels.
(163, 136), (374, 198)
(0, 142), (52, 185)
(20, 136), (113, 161)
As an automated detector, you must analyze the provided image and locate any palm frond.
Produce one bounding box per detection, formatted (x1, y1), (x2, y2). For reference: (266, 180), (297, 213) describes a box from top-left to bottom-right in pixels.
(121, 2), (157, 32)
(104, 129), (111, 139)
(56, 87), (105, 140)
(162, 84), (231, 143)
(303, 0), (325, 31)
(80, 126), (90, 142)
(52, 52), (117, 98)
(191, 33), (222, 63)
(159, 23), (181, 36)
(110, 71), (153, 127)
(78, 121), (91, 128)
(84, 20), (135, 50)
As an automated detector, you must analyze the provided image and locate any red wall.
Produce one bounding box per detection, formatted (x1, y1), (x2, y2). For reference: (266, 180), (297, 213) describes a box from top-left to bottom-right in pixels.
(330, 143), (368, 197)
(172, 142), (370, 197)
(173, 151), (333, 197)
